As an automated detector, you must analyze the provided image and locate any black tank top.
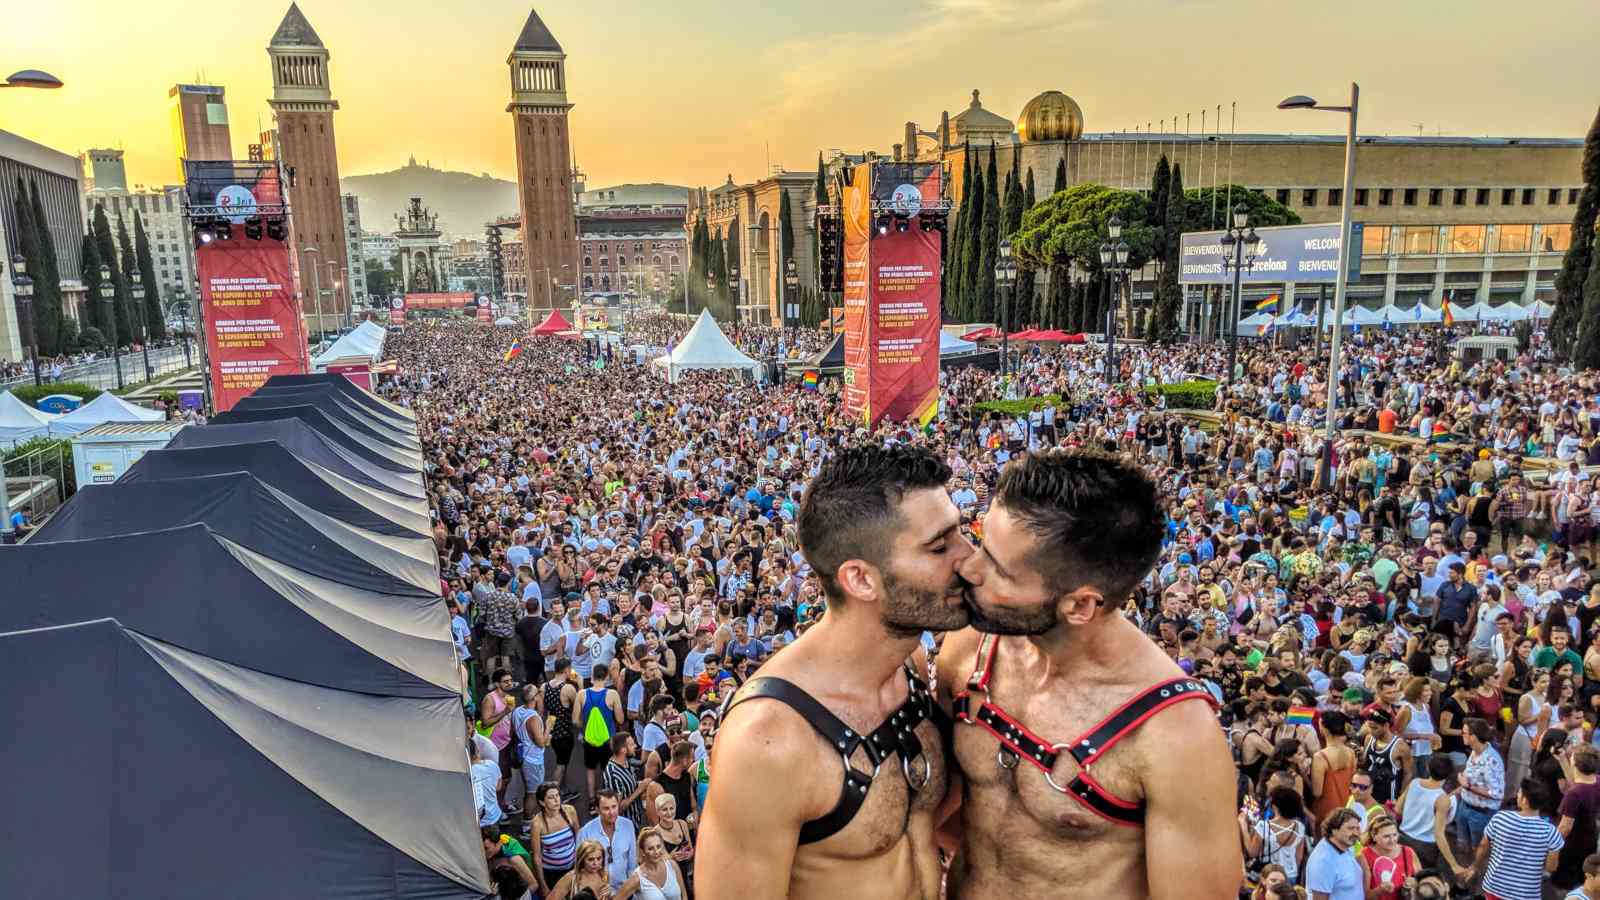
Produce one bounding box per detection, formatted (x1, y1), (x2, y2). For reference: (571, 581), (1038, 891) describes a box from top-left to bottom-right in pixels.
(1363, 736), (1401, 803)
(657, 766), (693, 823)
(545, 680), (573, 741)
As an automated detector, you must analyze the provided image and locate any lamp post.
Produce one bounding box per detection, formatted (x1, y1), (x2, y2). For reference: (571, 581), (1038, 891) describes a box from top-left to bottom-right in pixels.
(1, 69), (63, 90)
(327, 260), (346, 330)
(995, 239), (1017, 376)
(728, 264), (740, 324)
(9, 254), (40, 386)
(130, 265), (153, 381)
(173, 286), (192, 367)
(98, 264), (124, 389)
(303, 247), (324, 344)
(783, 257), (799, 340)
(1279, 84), (1359, 487)
(1098, 216), (1131, 386)
(1219, 203), (1262, 387)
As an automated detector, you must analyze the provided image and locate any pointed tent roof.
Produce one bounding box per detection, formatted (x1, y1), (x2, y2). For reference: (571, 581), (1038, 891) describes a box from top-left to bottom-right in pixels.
(651, 310), (761, 380)
(513, 8), (563, 52)
(270, 2), (324, 48)
(165, 418), (426, 501)
(531, 308), (574, 335)
(0, 390), (56, 447)
(45, 391), (163, 436)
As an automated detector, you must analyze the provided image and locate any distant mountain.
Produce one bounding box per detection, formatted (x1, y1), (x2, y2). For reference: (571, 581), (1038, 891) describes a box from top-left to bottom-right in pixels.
(341, 159), (518, 239)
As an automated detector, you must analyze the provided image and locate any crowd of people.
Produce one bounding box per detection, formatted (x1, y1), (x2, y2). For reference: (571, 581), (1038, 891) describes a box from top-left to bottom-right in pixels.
(384, 309), (1600, 900)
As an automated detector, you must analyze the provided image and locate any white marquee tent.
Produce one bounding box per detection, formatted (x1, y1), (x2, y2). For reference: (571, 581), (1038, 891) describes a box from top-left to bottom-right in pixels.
(312, 321), (388, 369)
(0, 390), (57, 448)
(650, 310), (761, 383)
(46, 392), (165, 437)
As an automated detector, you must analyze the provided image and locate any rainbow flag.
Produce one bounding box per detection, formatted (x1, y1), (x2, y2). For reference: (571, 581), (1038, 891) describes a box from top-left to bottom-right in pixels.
(1442, 303), (1455, 327)
(1286, 706), (1316, 727)
(1254, 293), (1282, 312)
(801, 370), (819, 391)
(503, 340), (523, 363)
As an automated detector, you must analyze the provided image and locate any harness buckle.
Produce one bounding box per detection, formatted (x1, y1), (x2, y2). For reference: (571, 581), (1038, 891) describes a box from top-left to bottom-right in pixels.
(1042, 742), (1077, 794)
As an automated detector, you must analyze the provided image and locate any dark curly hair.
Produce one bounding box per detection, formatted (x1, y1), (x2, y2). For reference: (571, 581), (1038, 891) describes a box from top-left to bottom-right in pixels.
(993, 449), (1163, 603)
(798, 444), (951, 603)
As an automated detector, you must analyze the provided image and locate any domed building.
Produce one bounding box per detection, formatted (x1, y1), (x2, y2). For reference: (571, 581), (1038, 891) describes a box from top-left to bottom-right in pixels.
(1017, 90), (1084, 143)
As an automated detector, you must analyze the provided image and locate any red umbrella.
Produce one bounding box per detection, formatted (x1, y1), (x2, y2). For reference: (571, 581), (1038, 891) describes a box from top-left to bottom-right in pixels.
(1008, 328), (1040, 341)
(1028, 329), (1083, 343)
(961, 326), (999, 341)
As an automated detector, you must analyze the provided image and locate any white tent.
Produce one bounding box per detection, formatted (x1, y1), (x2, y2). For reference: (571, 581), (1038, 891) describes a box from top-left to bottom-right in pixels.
(1345, 305), (1385, 326)
(1280, 309), (1316, 328)
(493, 316), (517, 326)
(312, 320), (388, 369)
(0, 391), (57, 448)
(1479, 302), (1531, 322)
(1239, 311), (1274, 328)
(46, 392), (164, 437)
(650, 310), (761, 382)
(1533, 300), (1556, 319)
(1447, 302), (1482, 322)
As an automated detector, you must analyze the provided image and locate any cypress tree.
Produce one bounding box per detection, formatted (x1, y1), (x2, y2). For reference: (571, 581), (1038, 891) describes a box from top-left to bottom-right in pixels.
(1021, 169), (1038, 324)
(1151, 155), (1172, 231)
(779, 189), (796, 324)
(1045, 265), (1067, 329)
(1574, 249), (1600, 369)
(133, 211), (167, 340)
(1054, 157), (1066, 195)
(1552, 103), (1600, 360)
(948, 145), (973, 319)
(977, 143), (1001, 323)
(1150, 162), (1185, 342)
(814, 153), (828, 300)
(27, 181), (64, 356)
(80, 232), (105, 344)
(115, 214), (141, 343)
(708, 228), (726, 309)
(725, 221), (742, 316)
(91, 205), (128, 348)
(960, 162), (985, 322)
(10, 177), (45, 359)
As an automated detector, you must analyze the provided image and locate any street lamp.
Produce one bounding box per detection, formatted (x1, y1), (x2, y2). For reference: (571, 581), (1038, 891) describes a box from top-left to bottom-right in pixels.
(130, 265), (153, 381)
(1219, 203), (1262, 387)
(303, 247), (324, 344)
(728, 264), (741, 324)
(9, 254), (40, 386)
(1280, 83), (1360, 487)
(996, 238), (1016, 375)
(1098, 216), (1132, 385)
(172, 286), (192, 367)
(784, 257), (799, 337)
(1, 69), (63, 90)
(98, 264), (124, 389)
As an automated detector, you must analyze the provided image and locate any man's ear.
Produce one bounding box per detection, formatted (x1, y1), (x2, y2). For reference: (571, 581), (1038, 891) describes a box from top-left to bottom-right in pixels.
(1060, 587), (1104, 626)
(835, 559), (879, 605)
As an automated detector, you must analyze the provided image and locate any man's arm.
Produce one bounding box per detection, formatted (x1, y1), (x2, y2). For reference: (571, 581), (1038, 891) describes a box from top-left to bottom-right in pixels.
(695, 702), (817, 900)
(1141, 701), (1243, 900)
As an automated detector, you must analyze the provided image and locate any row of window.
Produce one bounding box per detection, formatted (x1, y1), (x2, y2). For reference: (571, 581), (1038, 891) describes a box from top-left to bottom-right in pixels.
(582, 255), (679, 269)
(582, 241), (676, 253)
(1276, 186), (1581, 209)
(1360, 222), (1573, 256)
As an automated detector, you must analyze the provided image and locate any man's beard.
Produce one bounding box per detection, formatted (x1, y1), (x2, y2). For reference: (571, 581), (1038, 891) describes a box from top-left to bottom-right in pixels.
(879, 566), (971, 638)
(963, 590), (1060, 636)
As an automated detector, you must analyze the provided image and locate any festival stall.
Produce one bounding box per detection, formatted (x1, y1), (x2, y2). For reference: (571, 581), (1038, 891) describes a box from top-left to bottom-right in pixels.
(0, 390), (56, 448)
(650, 310), (762, 383)
(44, 391), (164, 437)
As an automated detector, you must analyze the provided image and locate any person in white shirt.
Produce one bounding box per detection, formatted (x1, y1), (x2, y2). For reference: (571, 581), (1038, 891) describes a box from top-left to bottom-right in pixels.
(470, 738), (503, 826)
(576, 790), (638, 891)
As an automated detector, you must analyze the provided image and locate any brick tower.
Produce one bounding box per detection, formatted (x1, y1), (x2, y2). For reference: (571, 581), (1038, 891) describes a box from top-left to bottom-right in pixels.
(267, 3), (350, 329)
(507, 8), (578, 311)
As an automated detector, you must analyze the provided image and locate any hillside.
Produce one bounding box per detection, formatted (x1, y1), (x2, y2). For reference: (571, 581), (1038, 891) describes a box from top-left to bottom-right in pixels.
(341, 159), (518, 239)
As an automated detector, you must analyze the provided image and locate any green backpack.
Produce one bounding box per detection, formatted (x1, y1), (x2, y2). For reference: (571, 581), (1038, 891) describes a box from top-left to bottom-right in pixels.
(581, 690), (614, 748)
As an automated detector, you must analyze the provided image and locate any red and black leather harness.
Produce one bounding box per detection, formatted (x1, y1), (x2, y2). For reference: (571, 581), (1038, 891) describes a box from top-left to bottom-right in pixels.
(951, 633), (1218, 827)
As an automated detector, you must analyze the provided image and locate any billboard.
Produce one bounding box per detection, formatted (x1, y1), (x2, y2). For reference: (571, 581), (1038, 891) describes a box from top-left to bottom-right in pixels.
(1179, 222), (1363, 285)
(403, 291), (474, 311)
(197, 239), (308, 412)
(841, 161), (944, 425)
(388, 296), (405, 324)
(840, 166), (871, 419)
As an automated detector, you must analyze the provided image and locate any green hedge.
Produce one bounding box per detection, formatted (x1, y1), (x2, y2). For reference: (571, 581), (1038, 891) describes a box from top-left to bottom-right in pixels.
(972, 394), (1062, 416)
(7, 382), (104, 409)
(1142, 379), (1218, 409)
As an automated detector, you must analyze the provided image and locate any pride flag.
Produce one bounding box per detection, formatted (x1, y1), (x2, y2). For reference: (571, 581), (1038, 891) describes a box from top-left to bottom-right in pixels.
(503, 340), (523, 363)
(1286, 706), (1316, 727)
(1442, 303), (1455, 327)
(1254, 293), (1282, 312)
(801, 370), (819, 391)
(1257, 318), (1275, 337)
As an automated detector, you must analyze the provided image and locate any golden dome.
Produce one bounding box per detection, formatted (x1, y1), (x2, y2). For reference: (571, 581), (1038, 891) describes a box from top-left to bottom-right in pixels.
(1018, 91), (1084, 142)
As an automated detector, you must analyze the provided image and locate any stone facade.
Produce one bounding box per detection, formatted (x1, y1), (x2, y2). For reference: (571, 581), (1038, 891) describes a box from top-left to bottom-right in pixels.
(686, 173), (817, 325)
(267, 3), (351, 331)
(507, 9), (579, 311)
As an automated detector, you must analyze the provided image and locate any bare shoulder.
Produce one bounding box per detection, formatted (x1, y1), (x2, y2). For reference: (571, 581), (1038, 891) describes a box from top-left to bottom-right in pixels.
(933, 627), (983, 700)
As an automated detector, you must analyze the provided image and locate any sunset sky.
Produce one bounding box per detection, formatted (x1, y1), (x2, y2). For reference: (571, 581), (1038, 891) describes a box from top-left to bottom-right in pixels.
(4, 0), (1597, 192)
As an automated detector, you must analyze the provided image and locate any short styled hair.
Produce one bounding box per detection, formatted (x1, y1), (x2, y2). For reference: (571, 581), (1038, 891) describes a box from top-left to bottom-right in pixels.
(798, 444), (951, 602)
(993, 450), (1164, 601)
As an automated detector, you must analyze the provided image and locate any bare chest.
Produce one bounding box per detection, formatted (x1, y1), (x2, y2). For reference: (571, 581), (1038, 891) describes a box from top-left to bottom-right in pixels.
(800, 709), (951, 860)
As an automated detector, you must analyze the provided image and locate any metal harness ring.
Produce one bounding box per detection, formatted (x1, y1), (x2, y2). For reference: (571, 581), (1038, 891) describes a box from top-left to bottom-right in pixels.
(1042, 742), (1077, 794)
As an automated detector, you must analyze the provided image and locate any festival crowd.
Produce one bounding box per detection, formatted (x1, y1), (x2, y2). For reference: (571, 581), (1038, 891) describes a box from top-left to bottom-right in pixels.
(383, 310), (1600, 900)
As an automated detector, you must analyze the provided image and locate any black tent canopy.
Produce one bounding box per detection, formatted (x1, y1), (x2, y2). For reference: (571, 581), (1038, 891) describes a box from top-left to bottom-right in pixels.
(121, 442), (430, 537)
(207, 405), (426, 479)
(164, 418), (426, 499)
(0, 523), (458, 699)
(243, 383), (423, 451)
(228, 393), (423, 457)
(264, 372), (416, 424)
(0, 619), (490, 900)
(31, 472), (439, 597)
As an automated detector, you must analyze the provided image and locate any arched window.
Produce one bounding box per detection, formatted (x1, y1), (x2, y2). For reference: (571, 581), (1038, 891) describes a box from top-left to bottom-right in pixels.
(653, 255), (662, 266)
(634, 256), (643, 267)
(584, 256), (592, 267)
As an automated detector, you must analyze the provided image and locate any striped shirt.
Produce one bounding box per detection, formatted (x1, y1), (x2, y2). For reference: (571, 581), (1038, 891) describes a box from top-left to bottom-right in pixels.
(1481, 811), (1563, 900)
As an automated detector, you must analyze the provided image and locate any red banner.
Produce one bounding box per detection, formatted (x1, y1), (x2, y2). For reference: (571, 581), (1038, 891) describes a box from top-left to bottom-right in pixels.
(197, 239), (309, 411)
(841, 161), (943, 425)
(404, 291), (473, 310)
(840, 167), (871, 420)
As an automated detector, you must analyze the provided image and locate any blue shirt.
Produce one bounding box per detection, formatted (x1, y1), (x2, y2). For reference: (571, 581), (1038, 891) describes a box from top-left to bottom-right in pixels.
(577, 815), (638, 889)
(1305, 839), (1364, 900)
